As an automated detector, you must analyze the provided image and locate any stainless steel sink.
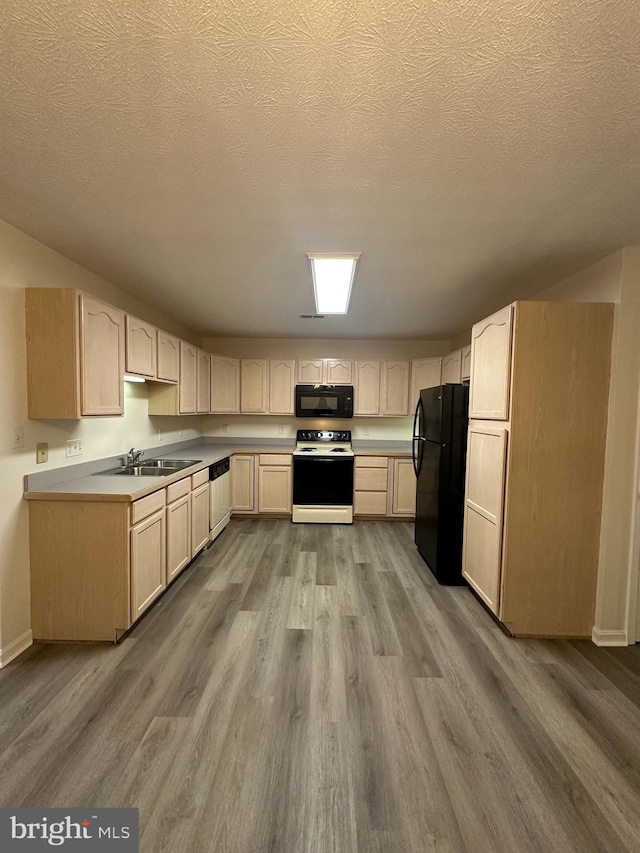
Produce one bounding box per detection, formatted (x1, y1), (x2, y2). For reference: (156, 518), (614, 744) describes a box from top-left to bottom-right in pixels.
(97, 466), (178, 477)
(95, 458), (202, 477)
(144, 458), (202, 469)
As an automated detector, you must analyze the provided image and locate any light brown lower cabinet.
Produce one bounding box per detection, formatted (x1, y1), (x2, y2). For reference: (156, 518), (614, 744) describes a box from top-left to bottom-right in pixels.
(354, 456), (389, 516)
(231, 454), (257, 513)
(389, 458), (416, 517)
(166, 493), (192, 582)
(29, 469), (213, 642)
(131, 507), (166, 622)
(191, 482), (210, 555)
(258, 454), (292, 513)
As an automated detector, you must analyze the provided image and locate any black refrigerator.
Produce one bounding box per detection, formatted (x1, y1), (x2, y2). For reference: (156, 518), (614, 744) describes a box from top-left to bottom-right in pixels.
(412, 384), (469, 584)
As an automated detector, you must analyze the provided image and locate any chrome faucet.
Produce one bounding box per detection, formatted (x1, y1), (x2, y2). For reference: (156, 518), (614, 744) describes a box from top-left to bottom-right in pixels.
(126, 447), (144, 468)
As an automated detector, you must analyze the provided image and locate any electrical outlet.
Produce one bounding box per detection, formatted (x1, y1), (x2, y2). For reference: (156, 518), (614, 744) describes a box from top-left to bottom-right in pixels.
(36, 442), (48, 464)
(278, 426), (284, 435)
(10, 427), (24, 450)
(65, 439), (83, 458)
(222, 424), (229, 434)
(363, 427), (369, 436)
(158, 428), (165, 442)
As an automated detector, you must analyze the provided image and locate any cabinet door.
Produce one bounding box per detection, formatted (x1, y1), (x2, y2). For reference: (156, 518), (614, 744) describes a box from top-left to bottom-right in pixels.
(131, 507), (166, 621)
(461, 346), (471, 381)
(258, 465), (292, 513)
(410, 358), (442, 407)
(166, 494), (192, 582)
(441, 350), (462, 384)
(179, 342), (197, 413)
(157, 331), (179, 382)
(191, 482), (210, 557)
(469, 305), (514, 420)
(269, 359), (295, 414)
(80, 294), (125, 416)
(196, 349), (211, 413)
(125, 316), (156, 378)
(241, 359), (268, 413)
(211, 355), (240, 413)
(297, 359), (324, 384)
(381, 361), (410, 416)
(231, 455), (256, 512)
(462, 426), (508, 614)
(390, 458), (416, 517)
(325, 359), (353, 384)
(354, 361), (380, 415)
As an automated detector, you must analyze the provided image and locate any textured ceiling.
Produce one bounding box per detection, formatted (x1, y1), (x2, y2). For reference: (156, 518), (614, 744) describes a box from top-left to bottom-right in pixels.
(1, 0), (640, 339)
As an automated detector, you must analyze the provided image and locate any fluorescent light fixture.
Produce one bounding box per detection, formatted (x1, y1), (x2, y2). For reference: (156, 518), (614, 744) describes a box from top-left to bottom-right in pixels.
(123, 374), (146, 383)
(307, 253), (360, 314)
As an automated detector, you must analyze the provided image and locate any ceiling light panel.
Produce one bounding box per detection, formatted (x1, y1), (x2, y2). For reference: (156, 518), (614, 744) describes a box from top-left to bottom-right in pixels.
(307, 253), (360, 314)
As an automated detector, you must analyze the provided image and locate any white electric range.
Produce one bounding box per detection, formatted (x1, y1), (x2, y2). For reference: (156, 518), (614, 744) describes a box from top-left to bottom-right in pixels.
(292, 430), (355, 524)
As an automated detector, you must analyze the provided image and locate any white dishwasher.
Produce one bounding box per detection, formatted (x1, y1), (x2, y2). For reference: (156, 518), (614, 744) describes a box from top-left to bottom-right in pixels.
(209, 457), (231, 542)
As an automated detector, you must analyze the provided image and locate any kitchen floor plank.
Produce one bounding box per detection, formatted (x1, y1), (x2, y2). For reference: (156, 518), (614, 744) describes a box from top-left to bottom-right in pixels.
(2, 518), (640, 853)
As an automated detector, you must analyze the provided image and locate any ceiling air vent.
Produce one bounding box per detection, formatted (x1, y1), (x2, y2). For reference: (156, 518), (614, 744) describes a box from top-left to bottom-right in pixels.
(299, 314), (325, 319)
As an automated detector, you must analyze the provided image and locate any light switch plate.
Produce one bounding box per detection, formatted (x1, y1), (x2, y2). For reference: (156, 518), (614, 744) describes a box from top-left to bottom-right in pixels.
(36, 442), (48, 464)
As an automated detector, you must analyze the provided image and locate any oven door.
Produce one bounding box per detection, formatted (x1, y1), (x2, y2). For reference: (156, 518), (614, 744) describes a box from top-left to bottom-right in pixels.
(293, 457), (354, 506)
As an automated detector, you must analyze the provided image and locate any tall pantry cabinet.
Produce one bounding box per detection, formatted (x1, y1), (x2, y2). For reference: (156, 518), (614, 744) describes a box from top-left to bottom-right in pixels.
(462, 301), (614, 638)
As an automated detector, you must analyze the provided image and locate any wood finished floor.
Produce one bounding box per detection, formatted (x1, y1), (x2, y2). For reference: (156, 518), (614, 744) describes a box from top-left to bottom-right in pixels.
(2, 519), (640, 852)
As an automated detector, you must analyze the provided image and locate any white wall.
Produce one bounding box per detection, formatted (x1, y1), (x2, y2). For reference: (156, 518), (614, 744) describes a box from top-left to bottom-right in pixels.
(0, 220), (203, 665)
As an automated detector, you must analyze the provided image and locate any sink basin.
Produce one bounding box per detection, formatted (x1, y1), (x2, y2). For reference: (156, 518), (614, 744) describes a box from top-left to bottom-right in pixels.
(97, 466), (178, 477)
(144, 458), (202, 469)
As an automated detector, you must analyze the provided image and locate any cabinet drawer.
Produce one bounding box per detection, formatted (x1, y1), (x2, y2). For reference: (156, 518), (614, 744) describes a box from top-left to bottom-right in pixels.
(355, 466), (388, 492)
(166, 476), (191, 503)
(191, 468), (209, 489)
(258, 454), (292, 466)
(355, 456), (388, 468)
(355, 491), (388, 516)
(132, 489), (166, 524)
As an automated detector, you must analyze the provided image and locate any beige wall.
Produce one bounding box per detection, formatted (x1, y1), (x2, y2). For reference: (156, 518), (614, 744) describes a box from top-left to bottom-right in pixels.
(0, 220), (203, 664)
(204, 337), (449, 360)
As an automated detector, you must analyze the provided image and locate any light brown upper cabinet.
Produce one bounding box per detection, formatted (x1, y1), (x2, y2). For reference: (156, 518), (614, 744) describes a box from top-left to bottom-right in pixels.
(196, 349), (211, 413)
(354, 361), (381, 415)
(241, 359), (268, 413)
(410, 358), (442, 408)
(469, 305), (513, 420)
(325, 359), (353, 384)
(157, 331), (180, 383)
(441, 350), (462, 384)
(179, 343), (198, 414)
(210, 355), (240, 413)
(461, 346), (471, 381)
(381, 361), (410, 416)
(80, 295), (126, 416)
(297, 358), (353, 385)
(269, 359), (295, 415)
(26, 288), (124, 419)
(125, 316), (157, 378)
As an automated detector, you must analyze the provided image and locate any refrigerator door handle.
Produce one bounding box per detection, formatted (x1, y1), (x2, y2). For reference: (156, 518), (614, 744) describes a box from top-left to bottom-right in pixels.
(412, 398), (425, 477)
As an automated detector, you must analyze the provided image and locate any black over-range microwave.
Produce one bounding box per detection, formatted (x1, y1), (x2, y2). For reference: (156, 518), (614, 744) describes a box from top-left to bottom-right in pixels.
(295, 384), (354, 419)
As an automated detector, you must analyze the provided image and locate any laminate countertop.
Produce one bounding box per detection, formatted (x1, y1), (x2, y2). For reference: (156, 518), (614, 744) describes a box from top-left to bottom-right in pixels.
(24, 441), (412, 503)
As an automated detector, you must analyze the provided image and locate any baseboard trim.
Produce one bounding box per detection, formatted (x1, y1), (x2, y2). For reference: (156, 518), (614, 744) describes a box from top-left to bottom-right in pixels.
(591, 627), (628, 647)
(0, 629), (33, 668)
